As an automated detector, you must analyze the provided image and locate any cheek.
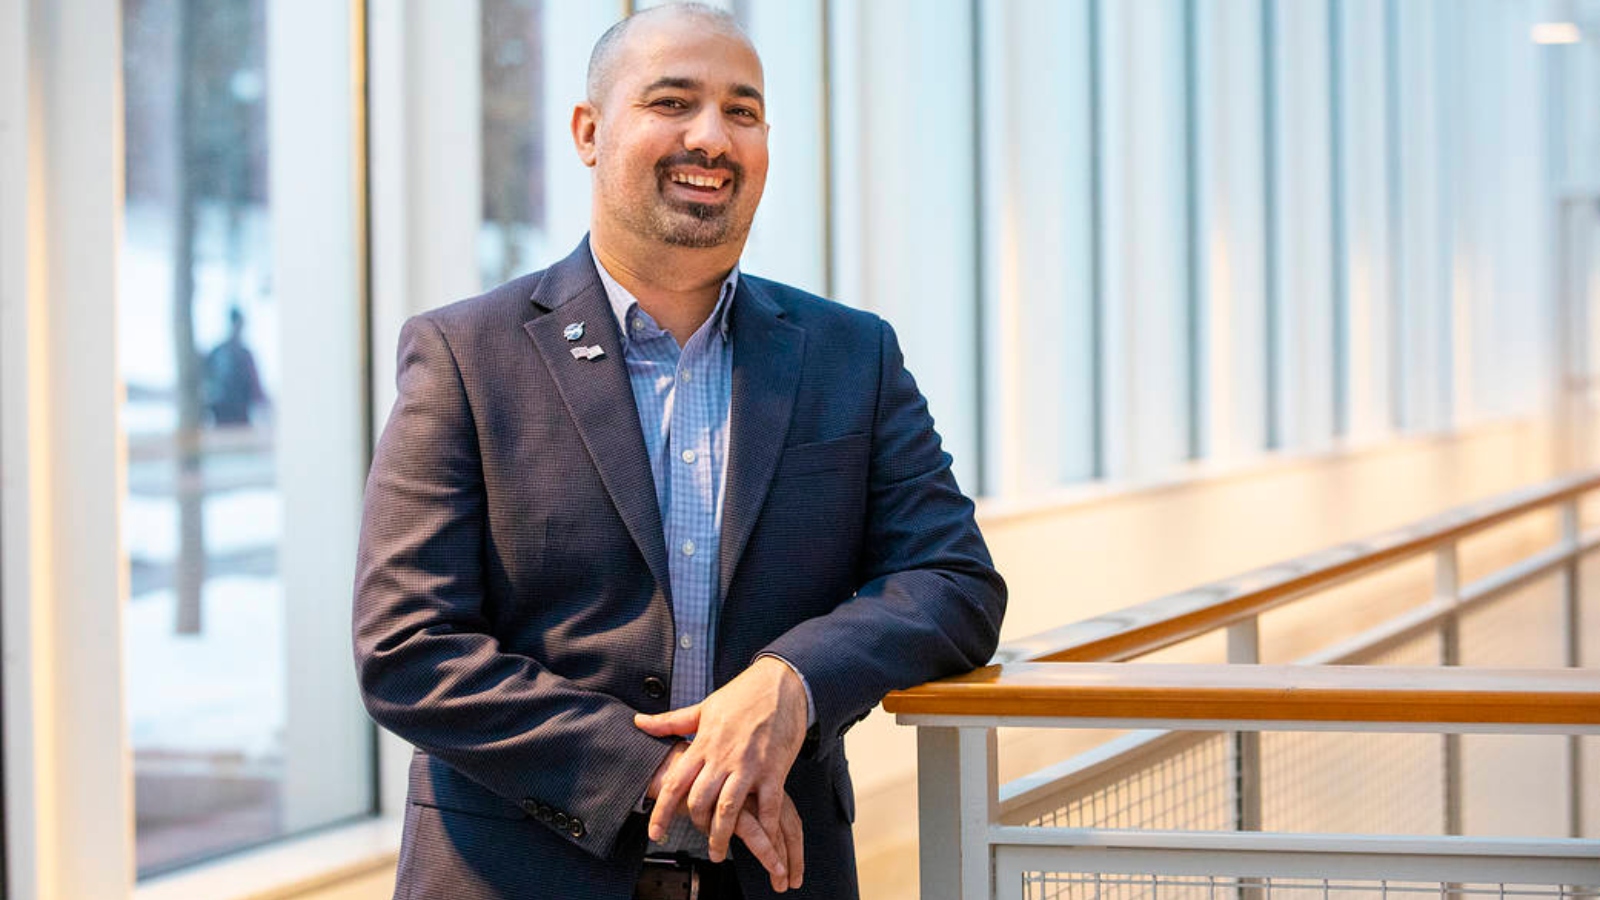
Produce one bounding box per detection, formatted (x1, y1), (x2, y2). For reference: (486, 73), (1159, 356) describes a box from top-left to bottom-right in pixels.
(743, 160), (768, 198)
(738, 143), (769, 187)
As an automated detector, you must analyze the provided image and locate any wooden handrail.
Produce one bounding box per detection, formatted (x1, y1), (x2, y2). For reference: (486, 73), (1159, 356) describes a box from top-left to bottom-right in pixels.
(884, 663), (1600, 726)
(993, 470), (1600, 664)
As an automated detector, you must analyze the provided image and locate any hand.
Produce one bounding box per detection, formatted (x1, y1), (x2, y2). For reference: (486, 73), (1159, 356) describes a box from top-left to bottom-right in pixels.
(645, 742), (806, 892)
(635, 657), (809, 867)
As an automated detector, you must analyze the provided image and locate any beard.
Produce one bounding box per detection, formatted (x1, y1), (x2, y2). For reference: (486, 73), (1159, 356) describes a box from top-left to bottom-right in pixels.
(653, 195), (737, 248)
(598, 151), (756, 249)
(650, 150), (748, 247)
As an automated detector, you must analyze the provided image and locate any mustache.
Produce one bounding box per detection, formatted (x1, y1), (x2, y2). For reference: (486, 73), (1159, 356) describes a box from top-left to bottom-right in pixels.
(656, 151), (743, 184)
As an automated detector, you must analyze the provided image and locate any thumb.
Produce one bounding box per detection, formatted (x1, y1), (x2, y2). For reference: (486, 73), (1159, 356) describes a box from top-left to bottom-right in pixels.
(634, 704), (702, 737)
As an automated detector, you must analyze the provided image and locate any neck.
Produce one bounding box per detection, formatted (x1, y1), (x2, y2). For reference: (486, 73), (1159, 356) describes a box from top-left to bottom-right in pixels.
(590, 226), (739, 346)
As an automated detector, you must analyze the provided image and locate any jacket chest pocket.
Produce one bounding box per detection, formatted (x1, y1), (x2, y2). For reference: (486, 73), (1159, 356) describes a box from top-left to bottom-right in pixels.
(774, 432), (869, 479)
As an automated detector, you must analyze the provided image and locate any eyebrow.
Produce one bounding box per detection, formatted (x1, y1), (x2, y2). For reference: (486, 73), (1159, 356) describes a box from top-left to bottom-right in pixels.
(640, 76), (766, 109)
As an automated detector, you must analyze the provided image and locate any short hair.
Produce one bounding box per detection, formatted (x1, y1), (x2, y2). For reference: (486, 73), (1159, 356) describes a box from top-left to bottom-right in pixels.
(586, 3), (751, 106)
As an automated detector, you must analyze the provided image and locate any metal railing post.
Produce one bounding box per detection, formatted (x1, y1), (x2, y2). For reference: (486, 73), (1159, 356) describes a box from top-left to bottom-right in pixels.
(917, 726), (999, 900)
(1227, 618), (1265, 900)
(1560, 498), (1583, 839)
(1227, 618), (1263, 833)
(1436, 541), (1463, 837)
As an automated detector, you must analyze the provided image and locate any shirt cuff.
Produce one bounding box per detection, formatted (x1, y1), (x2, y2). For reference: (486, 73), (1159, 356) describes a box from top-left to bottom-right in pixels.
(757, 653), (816, 728)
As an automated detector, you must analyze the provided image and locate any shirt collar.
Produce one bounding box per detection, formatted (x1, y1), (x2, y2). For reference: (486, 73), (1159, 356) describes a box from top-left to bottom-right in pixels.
(590, 246), (739, 350)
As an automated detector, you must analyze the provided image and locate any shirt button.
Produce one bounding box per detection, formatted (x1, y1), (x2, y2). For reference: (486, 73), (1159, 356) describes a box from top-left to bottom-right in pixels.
(681, 370), (693, 382)
(681, 449), (696, 464)
(679, 634), (693, 650)
(681, 539), (696, 557)
(631, 318), (644, 331)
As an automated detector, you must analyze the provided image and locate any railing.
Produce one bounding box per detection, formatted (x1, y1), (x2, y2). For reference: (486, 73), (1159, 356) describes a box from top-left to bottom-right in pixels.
(886, 471), (1600, 900)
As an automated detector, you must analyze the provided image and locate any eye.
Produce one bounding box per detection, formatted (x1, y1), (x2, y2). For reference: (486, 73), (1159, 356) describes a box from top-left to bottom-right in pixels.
(728, 105), (761, 122)
(649, 97), (690, 112)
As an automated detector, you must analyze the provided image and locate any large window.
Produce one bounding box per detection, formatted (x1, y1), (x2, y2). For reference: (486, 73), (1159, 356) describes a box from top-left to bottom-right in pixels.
(120, 0), (371, 877)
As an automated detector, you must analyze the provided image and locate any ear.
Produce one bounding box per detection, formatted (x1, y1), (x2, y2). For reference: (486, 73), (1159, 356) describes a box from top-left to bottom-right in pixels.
(571, 102), (599, 168)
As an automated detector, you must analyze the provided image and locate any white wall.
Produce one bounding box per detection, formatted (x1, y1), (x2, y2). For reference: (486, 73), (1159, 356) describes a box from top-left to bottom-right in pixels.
(2, 0), (132, 897)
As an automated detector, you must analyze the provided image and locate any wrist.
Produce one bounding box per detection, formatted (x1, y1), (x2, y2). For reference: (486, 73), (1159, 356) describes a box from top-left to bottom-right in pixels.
(755, 653), (813, 732)
(758, 656), (808, 735)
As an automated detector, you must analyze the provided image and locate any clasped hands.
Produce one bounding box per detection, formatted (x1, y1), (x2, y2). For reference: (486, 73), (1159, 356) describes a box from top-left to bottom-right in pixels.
(635, 656), (809, 893)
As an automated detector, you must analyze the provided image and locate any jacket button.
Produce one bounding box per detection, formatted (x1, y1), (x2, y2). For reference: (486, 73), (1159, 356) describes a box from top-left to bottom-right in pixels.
(643, 676), (667, 700)
(519, 799), (540, 818)
(569, 817), (586, 838)
(553, 812), (570, 830)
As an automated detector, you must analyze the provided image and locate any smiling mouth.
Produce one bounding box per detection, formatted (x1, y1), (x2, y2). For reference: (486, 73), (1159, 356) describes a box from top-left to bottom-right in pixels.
(667, 171), (730, 192)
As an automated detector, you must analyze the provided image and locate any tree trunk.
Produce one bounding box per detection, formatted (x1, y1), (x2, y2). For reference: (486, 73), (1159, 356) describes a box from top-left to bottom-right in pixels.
(172, 0), (205, 635)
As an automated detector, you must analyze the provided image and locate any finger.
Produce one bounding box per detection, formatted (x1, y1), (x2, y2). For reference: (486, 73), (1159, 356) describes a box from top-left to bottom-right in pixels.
(707, 775), (755, 863)
(685, 766), (731, 835)
(757, 794), (790, 885)
(647, 752), (703, 842)
(756, 781), (783, 858)
(781, 793), (805, 889)
(633, 705), (702, 738)
(733, 807), (789, 891)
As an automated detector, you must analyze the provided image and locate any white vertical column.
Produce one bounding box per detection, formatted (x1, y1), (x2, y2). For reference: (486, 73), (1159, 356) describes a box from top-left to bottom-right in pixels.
(1466, 0), (1550, 421)
(1268, 0), (1335, 451)
(1098, 0), (1191, 480)
(1394, 0), (1449, 432)
(270, 0), (373, 834)
(827, 0), (980, 492)
(364, 0), (407, 815)
(1, 0), (132, 896)
(367, 0), (488, 816)
(978, 0), (1095, 496)
(741, 0), (827, 295)
(540, 1), (618, 266)
(1449, 0), (1489, 423)
(1336, 0), (1396, 442)
(1438, 3), (1473, 427)
(1193, 0), (1268, 464)
(1494, 1), (1555, 421)
(368, 0), (482, 421)
(826, 0), (864, 310)
(408, 0), (481, 305)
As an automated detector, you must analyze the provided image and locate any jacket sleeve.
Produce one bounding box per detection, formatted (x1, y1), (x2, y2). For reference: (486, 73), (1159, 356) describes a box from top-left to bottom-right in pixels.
(352, 315), (669, 860)
(761, 319), (1007, 759)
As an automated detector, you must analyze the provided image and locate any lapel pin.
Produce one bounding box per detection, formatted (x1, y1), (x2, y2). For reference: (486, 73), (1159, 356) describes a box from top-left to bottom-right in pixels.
(569, 345), (606, 361)
(563, 321), (586, 341)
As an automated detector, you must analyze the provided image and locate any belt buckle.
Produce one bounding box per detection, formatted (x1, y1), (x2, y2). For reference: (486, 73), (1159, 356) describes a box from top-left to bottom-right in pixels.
(639, 856), (701, 900)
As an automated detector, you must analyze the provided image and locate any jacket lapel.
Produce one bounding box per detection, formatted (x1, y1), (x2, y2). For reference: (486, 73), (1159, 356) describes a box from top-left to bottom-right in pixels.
(719, 277), (805, 596)
(523, 239), (672, 601)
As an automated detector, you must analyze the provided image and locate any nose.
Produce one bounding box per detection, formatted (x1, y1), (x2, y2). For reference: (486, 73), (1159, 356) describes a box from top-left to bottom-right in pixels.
(682, 106), (731, 161)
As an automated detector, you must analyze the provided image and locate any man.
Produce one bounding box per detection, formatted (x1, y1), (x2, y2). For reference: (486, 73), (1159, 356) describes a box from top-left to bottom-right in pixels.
(353, 5), (1005, 898)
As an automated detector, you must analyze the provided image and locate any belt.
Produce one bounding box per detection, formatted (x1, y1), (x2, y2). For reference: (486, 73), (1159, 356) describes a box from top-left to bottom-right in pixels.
(633, 854), (740, 900)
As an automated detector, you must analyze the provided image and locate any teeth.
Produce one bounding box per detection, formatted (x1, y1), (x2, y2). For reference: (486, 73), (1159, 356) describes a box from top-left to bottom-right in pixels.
(671, 173), (725, 189)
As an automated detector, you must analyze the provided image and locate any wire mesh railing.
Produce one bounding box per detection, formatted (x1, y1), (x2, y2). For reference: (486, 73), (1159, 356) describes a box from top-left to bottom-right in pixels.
(887, 472), (1600, 899)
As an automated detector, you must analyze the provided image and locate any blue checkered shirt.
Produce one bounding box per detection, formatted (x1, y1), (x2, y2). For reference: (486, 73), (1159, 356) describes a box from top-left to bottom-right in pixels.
(594, 254), (816, 855)
(594, 255), (736, 716)
(595, 255), (736, 856)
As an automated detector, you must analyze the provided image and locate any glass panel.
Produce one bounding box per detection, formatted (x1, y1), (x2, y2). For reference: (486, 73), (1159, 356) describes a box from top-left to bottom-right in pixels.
(121, 0), (371, 876)
(478, 0), (623, 285)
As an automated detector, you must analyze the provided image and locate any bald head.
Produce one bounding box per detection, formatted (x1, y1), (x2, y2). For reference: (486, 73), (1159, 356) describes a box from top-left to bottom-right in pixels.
(586, 3), (756, 107)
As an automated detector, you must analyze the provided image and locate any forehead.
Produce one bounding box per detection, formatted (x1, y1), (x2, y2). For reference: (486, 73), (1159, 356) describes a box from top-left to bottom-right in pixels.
(611, 16), (764, 97)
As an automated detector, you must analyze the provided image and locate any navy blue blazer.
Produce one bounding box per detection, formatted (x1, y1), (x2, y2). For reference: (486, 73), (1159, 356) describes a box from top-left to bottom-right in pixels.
(353, 238), (1005, 899)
